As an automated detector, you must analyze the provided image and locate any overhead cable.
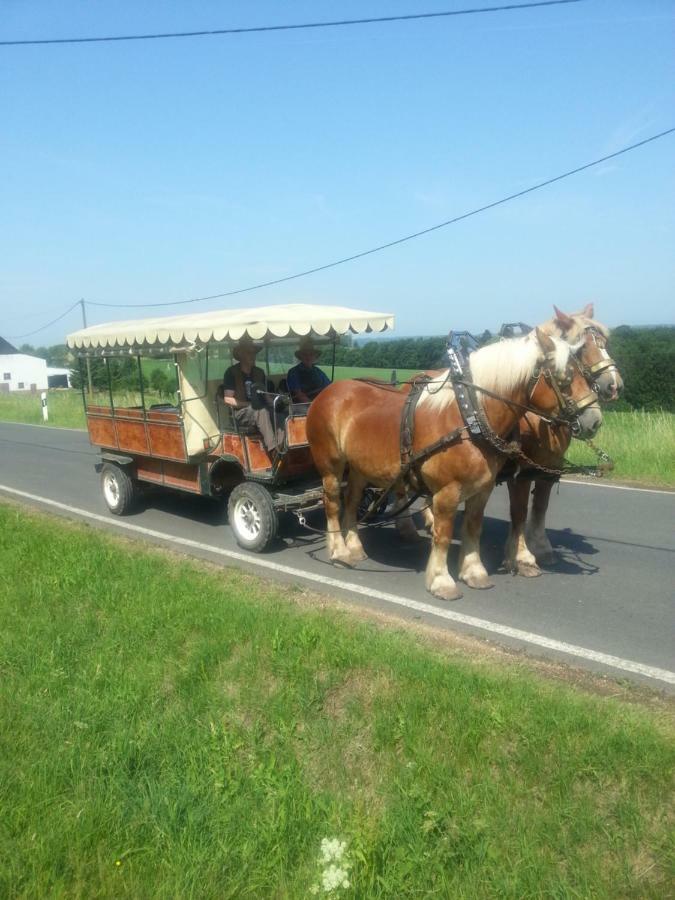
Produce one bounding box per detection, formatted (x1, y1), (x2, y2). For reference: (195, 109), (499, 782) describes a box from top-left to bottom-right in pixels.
(7, 301), (81, 339)
(0, 1), (583, 47)
(85, 126), (675, 310)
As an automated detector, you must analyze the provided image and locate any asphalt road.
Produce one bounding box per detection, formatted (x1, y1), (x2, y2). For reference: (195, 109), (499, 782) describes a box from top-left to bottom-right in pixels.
(1, 421), (673, 690)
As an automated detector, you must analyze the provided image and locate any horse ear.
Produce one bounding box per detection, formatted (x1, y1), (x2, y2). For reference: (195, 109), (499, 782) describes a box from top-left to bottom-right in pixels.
(553, 305), (575, 332)
(581, 302), (594, 318)
(536, 326), (556, 354)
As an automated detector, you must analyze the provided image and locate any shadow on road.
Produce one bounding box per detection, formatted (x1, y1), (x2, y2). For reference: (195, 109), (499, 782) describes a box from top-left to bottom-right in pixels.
(135, 491), (602, 577)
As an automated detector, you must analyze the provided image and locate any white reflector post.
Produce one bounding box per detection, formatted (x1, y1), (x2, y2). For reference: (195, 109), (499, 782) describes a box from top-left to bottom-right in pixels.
(41, 391), (48, 422)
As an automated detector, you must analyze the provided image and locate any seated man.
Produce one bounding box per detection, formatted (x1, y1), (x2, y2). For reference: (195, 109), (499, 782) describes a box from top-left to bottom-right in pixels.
(222, 337), (283, 454)
(286, 338), (331, 403)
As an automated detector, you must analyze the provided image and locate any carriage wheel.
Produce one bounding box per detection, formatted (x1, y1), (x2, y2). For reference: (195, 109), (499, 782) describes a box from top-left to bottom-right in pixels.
(227, 482), (278, 552)
(101, 463), (138, 516)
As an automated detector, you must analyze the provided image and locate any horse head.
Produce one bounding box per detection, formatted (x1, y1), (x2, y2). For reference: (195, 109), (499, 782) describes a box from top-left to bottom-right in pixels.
(529, 328), (603, 439)
(550, 304), (624, 402)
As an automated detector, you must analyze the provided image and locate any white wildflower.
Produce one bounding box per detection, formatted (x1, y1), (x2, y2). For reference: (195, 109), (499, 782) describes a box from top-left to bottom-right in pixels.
(314, 837), (352, 894)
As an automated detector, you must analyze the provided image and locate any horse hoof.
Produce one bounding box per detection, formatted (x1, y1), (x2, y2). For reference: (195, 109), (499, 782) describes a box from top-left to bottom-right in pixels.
(517, 562), (542, 578)
(428, 581), (463, 602)
(462, 576), (494, 590)
(348, 549), (368, 562)
(330, 553), (354, 568)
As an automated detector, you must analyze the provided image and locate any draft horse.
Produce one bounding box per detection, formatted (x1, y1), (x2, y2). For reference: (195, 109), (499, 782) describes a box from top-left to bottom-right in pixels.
(306, 328), (602, 601)
(504, 304), (624, 575)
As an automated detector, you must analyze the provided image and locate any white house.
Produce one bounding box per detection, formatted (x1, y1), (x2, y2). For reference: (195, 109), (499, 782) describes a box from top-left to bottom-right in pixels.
(0, 336), (49, 393)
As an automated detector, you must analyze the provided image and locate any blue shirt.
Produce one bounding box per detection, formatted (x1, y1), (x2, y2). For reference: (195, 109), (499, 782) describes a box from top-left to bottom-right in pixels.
(286, 363), (330, 399)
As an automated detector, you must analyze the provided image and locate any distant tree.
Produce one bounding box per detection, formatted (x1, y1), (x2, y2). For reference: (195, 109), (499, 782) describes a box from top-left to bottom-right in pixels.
(150, 369), (171, 397)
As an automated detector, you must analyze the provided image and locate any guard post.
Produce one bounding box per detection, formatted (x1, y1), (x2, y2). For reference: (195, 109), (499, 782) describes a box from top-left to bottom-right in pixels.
(41, 391), (48, 422)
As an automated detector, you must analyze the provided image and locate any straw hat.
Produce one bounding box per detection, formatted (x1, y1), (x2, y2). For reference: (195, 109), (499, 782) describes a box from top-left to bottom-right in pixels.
(232, 336), (263, 361)
(294, 337), (322, 361)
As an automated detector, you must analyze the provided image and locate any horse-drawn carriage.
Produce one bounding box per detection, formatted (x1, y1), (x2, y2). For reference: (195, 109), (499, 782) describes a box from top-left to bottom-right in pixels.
(68, 301), (621, 601)
(66, 304), (393, 551)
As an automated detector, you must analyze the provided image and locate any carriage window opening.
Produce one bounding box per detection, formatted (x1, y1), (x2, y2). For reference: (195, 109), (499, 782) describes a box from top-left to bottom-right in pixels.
(105, 357), (146, 411)
(143, 356), (178, 408)
(76, 358), (114, 408)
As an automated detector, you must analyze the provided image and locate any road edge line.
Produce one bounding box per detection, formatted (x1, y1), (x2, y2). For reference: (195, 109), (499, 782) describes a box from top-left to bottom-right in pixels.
(1, 482), (674, 687)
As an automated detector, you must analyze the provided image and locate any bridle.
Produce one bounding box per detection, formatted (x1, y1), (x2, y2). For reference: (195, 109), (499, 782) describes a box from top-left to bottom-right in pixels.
(576, 327), (621, 391)
(525, 348), (599, 435)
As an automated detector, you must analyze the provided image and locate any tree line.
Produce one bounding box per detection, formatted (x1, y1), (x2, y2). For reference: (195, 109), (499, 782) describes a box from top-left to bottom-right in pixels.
(16, 325), (675, 411)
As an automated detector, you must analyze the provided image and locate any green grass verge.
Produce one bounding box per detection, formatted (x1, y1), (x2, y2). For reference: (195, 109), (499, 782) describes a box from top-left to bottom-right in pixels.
(1, 504), (673, 898)
(567, 409), (675, 486)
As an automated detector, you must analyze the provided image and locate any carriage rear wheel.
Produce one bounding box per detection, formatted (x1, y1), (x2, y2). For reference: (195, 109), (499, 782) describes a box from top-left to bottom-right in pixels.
(227, 482), (278, 552)
(101, 463), (138, 516)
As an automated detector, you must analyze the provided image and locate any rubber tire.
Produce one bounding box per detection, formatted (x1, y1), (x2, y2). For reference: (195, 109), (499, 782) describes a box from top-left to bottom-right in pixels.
(100, 463), (138, 516)
(227, 482), (278, 552)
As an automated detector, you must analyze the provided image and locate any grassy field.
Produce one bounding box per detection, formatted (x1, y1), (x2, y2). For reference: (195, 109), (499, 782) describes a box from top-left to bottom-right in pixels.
(1, 503), (674, 898)
(0, 385), (672, 486)
(567, 409), (675, 486)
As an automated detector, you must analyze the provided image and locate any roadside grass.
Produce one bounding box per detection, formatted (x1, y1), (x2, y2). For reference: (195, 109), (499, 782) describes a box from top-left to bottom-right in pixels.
(1, 504), (673, 899)
(568, 409), (675, 486)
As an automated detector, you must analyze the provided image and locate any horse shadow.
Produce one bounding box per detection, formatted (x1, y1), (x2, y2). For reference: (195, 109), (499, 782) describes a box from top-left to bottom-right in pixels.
(296, 508), (600, 577)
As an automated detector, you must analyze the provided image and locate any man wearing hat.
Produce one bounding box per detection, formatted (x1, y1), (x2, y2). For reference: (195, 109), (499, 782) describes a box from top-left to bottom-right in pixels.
(286, 337), (331, 403)
(222, 337), (283, 454)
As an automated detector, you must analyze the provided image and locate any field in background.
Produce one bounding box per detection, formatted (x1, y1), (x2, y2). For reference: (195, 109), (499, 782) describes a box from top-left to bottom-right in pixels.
(0, 385), (672, 486)
(1, 504), (673, 899)
(566, 409), (674, 486)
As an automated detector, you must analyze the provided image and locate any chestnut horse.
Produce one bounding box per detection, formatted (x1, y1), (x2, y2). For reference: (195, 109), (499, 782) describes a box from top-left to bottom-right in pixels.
(505, 304), (623, 576)
(306, 329), (602, 601)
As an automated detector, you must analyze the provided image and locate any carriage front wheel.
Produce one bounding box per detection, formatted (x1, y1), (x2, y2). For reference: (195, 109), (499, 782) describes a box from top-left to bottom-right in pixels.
(101, 463), (138, 516)
(227, 482), (278, 552)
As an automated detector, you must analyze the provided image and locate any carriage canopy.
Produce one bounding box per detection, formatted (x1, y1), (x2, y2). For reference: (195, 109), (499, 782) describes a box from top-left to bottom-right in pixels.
(66, 303), (394, 353)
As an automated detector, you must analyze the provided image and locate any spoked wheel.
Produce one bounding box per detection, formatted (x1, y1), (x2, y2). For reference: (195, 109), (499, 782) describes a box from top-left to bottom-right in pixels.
(100, 463), (138, 515)
(227, 482), (278, 552)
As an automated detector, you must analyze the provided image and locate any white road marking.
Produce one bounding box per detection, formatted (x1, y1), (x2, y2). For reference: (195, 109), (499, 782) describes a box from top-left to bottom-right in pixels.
(563, 479), (673, 496)
(1, 482), (674, 687)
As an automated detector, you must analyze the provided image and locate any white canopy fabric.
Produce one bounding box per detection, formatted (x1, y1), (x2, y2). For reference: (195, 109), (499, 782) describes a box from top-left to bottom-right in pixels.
(67, 303), (394, 351)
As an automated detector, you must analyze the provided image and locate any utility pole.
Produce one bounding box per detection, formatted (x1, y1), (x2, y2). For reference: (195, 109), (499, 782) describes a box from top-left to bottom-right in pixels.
(80, 298), (93, 396)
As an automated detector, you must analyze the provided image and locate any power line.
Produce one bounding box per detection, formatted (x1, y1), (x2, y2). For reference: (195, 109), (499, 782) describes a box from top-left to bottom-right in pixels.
(86, 126), (675, 311)
(7, 301), (81, 340)
(0, 1), (583, 47)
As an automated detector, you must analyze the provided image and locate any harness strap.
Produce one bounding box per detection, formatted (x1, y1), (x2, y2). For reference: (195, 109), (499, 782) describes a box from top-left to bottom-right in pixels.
(400, 374), (432, 467)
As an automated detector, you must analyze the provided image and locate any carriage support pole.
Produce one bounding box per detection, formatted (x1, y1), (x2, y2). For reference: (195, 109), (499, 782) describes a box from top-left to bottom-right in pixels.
(80, 299), (93, 396)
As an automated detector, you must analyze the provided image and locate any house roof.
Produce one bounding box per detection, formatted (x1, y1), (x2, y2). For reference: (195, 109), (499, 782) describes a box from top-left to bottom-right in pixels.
(0, 336), (18, 355)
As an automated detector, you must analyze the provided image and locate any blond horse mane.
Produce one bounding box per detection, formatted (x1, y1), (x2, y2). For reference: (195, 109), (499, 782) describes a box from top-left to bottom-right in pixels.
(418, 334), (572, 413)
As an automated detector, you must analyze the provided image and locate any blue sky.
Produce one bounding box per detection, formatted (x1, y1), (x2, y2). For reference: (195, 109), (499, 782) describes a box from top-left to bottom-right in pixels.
(2, 0), (674, 345)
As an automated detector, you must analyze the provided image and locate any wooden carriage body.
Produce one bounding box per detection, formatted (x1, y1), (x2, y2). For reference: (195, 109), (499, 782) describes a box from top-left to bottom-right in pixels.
(66, 304), (394, 547)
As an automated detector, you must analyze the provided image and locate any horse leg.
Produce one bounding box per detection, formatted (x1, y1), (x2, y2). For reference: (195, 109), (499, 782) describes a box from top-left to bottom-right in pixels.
(320, 465), (353, 566)
(504, 479), (541, 577)
(421, 505), (434, 531)
(342, 470), (369, 562)
(425, 485), (462, 601)
(458, 486), (494, 589)
(393, 485), (422, 542)
(526, 480), (556, 564)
